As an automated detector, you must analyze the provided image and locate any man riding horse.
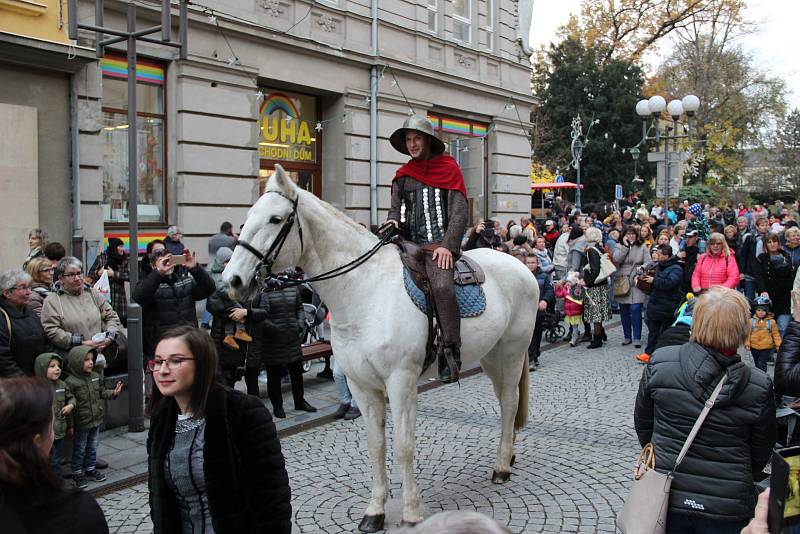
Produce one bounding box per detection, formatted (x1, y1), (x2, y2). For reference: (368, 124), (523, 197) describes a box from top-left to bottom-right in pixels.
(386, 115), (468, 383)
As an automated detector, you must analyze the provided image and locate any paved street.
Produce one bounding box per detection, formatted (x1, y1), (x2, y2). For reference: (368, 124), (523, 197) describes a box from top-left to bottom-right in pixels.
(99, 323), (645, 533)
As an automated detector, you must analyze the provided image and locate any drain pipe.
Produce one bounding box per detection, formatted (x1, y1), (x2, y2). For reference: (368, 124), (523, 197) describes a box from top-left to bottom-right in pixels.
(69, 73), (84, 260)
(369, 0), (378, 227)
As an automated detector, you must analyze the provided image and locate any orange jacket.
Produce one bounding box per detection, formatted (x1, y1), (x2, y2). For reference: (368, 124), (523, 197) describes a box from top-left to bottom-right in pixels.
(746, 314), (782, 351)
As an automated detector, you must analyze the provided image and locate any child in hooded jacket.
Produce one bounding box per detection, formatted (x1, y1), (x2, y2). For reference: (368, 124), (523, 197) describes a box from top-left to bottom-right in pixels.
(34, 352), (76, 472)
(555, 271), (585, 347)
(64, 345), (123, 489)
(746, 298), (782, 372)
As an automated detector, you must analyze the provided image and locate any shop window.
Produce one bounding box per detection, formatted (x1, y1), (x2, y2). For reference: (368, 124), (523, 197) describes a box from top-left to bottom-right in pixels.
(100, 55), (166, 224)
(451, 0), (471, 43)
(258, 89), (322, 197)
(428, 114), (489, 224)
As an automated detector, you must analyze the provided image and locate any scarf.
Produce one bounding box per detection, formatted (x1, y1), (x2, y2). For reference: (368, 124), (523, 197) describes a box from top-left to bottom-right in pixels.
(394, 154), (467, 197)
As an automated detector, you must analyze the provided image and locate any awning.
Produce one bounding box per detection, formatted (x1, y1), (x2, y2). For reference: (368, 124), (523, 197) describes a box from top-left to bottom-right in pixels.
(531, 182), (584, 190)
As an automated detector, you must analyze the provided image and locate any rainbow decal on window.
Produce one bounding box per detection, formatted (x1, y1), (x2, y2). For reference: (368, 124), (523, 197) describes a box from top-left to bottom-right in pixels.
(441, 117), (471, 135)
(428, 115), (489, 137)
(260, 92), (301, 118)
(104, 232), (166, 254)
(101, 56), (164, 85)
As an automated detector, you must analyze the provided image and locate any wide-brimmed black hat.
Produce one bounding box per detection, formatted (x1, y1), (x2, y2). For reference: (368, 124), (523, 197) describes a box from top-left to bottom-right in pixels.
(389, 114), (446, 156)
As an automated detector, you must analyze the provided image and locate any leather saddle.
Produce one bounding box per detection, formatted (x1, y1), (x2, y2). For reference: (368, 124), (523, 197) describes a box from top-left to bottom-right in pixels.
(395, 239), (485, 291)
(394, 238), (485, 375)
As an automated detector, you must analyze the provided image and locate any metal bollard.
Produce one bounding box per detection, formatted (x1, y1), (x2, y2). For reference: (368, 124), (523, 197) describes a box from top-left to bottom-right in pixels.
(127, 302), (146, 432)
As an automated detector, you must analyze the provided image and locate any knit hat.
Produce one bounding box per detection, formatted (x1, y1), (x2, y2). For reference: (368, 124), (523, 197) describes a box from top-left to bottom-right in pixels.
(688, 203), (703, 217)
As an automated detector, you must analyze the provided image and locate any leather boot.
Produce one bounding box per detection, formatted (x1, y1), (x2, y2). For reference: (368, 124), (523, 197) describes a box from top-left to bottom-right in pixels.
(587, 336), (603, 349)
(233, 329), (253, 342)
(439, 346), (462, 384)
(223, 335), (240, 350)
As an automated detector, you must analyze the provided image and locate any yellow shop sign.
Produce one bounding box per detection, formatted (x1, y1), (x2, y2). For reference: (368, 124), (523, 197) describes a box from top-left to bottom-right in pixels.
(258, 90), (317, 163)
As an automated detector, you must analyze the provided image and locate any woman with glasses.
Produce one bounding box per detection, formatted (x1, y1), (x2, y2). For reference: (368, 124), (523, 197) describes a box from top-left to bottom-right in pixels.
(24, 256), (55, 319)
(691, 232), (740, 294)
(147, 325), (292, 533)
(0, 269), (49, 377)
(41, 257), (122, 364)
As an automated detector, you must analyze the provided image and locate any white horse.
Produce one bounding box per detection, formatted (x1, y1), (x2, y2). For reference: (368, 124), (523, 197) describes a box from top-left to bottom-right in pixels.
(224, 166), (539, 531)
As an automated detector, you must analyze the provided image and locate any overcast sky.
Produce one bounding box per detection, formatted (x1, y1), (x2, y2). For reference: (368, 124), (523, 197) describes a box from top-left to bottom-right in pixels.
(530, 0), (800, 111)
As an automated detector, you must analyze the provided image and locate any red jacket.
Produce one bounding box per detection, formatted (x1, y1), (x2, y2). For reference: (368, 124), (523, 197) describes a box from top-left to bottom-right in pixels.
(691, 252), (739, 290)
(555, 284), (584, 317)
(544, 229), (560, 248)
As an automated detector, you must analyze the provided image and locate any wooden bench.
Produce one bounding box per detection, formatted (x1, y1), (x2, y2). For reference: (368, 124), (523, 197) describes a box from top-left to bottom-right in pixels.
(301, 340), (333, 362)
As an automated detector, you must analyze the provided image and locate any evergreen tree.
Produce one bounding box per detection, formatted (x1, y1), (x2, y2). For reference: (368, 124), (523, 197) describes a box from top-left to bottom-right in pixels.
(532, 38), (649, 204)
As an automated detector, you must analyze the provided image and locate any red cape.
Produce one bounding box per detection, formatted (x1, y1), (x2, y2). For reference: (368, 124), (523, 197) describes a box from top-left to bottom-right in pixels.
(394, 154), (467, 197)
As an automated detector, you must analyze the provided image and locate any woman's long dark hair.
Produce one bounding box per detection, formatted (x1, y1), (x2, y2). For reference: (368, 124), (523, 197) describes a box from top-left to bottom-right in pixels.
(0, 377), (61, 498)
(148, 325), (220, 418)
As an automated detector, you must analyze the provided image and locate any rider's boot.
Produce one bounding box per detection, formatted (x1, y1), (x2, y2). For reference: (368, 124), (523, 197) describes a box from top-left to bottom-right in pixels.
(439, 345), (462, 384)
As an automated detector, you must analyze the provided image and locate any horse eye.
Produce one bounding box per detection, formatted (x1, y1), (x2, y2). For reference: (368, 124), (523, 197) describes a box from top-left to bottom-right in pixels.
(269, 216), (283, 224)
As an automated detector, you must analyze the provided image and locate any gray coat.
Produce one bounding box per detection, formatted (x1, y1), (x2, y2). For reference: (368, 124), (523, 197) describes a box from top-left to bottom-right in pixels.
(612, 242), (650, 305)
(567, 237), (587, 272)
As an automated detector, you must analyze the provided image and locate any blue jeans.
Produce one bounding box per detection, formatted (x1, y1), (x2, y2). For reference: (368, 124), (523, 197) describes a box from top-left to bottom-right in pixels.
(332, 359), (356, 408)
(72, 426), (100, 475)
(51, 437), (65, 472)
(741, 278), (757, 301)
(619, 303), (643, 342)
(751, 348), (771, 372)
(666, 512), (746, 533)
(777, 313), (792, 338)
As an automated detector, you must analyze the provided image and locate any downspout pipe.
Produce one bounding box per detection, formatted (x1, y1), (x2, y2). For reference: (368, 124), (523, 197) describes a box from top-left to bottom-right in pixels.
(69, 73), (84, 260)
(369, 0), (378, 227)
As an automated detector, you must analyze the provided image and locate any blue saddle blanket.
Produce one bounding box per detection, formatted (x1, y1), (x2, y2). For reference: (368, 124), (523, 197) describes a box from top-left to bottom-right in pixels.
(403, 268), (486, 318)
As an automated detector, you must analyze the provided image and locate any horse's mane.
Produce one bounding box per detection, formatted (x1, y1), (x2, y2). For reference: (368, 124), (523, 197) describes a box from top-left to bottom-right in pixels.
(297, 189), (376, 240)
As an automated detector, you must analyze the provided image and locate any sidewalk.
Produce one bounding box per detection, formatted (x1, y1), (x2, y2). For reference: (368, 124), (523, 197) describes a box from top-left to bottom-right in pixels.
(87, 326), (603, 496)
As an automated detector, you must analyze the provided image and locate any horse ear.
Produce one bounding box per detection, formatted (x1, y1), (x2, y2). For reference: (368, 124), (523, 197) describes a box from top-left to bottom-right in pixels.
(269, 164), (298, 198)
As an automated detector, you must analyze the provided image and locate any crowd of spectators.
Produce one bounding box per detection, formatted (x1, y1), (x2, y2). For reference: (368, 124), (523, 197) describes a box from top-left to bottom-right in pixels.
(3, 197), (800, 532)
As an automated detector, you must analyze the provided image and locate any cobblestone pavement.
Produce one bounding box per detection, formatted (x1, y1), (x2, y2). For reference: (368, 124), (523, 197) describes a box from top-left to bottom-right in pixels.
(98, 323), (646, 533)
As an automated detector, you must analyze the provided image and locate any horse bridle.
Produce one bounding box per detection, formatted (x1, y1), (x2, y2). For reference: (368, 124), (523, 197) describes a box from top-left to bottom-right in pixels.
(235, 191), (397, 292)
(235, 191), (304, 283)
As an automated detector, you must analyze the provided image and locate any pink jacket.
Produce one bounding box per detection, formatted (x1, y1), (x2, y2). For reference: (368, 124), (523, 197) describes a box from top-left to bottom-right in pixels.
(555, 284), (584, 317)
(691, 252), (739, 290)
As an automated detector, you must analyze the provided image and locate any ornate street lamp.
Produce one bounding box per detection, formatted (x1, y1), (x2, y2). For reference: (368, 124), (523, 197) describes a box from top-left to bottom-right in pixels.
(570, 114), (597, 211)
(635, 94), (700, 226)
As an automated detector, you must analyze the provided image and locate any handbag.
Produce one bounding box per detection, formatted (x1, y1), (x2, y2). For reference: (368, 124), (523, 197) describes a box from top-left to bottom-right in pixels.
(617, 373), (728, 534)
(614, 275), (631, 297)
(635, 274), (654, 295)
(584, 247), (617, 284)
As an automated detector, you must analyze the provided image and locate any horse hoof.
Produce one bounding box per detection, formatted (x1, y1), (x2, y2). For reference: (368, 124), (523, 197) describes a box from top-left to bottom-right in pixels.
(359, 514), (385, 532)
(400, 520), (420, 527)
(511, 454), (516, 466)
(492, 470), (511, 484)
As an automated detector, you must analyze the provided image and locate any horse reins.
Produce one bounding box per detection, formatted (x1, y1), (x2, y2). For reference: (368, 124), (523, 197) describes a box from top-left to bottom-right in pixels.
(235, 191), (396, 292)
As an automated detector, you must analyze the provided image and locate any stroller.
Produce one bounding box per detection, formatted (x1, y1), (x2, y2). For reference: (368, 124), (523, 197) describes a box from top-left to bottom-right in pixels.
(540, 308), (566, 343)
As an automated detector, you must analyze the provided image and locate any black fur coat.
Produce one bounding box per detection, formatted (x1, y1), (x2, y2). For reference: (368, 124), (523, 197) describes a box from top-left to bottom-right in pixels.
(147, 384), (292, 533)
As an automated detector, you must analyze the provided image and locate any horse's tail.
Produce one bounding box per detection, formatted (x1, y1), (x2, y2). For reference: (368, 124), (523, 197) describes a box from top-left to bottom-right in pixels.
(514, 351), (529, 431)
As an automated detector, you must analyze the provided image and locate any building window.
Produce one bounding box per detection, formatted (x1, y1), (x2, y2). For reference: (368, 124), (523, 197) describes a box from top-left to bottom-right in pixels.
(100, 55), (166, 224)
(452, 0), (471, 43)
(427, 0), (438, 33)
(428, 114), (489, 224)
(258, 89), (322, 197)
(478, 0), (493, 49)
